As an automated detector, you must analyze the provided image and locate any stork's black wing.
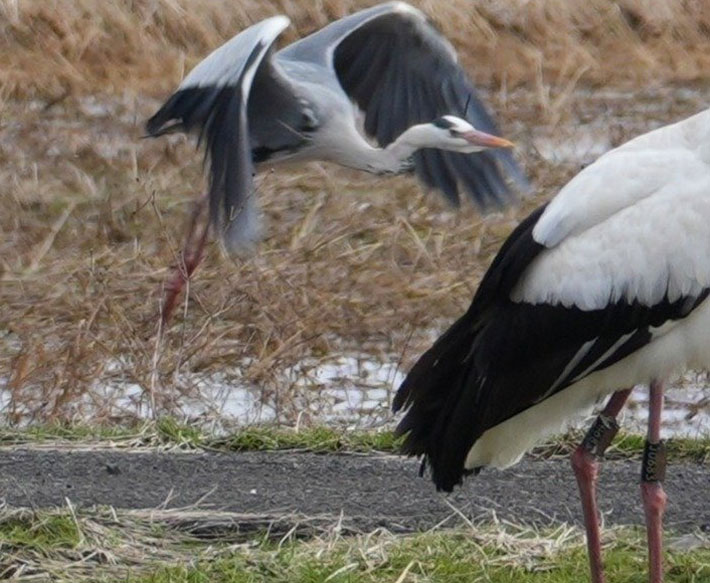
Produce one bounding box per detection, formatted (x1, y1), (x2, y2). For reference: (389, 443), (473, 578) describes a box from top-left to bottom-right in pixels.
(394, 202), (710, 491)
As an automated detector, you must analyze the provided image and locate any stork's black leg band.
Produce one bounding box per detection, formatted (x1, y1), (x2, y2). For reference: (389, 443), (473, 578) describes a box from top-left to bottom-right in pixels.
(641, 440), (667, 483)
(581, 414), (620, 458)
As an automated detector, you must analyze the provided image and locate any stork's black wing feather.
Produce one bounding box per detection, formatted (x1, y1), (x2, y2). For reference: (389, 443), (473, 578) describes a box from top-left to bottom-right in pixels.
(394, 202), (710, 491)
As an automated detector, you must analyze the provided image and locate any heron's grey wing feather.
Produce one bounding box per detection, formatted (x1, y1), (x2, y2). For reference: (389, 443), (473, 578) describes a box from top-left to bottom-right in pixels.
(327, 6), (528, 208)
(276, 2), (421, 66)
(247, 59), (315, 162)
(145, 17), (293, 250)
(146, 17), (290, 136)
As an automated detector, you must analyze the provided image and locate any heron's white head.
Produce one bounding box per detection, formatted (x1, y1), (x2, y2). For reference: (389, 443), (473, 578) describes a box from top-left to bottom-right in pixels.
(410, 115), (515, 153)
(374, 115), (516, 175)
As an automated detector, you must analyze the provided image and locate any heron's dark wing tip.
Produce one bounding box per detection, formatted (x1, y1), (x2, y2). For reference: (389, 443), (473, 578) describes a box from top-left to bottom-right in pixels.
(145, 87), (225, 139)
(417, 148), (530, 212)
(145, 109), (169, 137)
(143, 120), (183, 138)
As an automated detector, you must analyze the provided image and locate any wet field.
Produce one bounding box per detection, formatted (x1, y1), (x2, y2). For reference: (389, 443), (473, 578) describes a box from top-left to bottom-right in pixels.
(3, 86), (710, 435)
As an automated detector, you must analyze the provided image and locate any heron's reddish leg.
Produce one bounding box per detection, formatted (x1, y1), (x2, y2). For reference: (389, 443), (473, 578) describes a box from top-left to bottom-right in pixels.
(161, 194), (210, 328)
(641, 379), (667, 583)
(571, 388), (632, 583)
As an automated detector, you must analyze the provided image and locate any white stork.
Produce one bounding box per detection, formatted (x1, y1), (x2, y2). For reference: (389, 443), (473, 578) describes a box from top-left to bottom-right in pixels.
(394, 108), (710, 583)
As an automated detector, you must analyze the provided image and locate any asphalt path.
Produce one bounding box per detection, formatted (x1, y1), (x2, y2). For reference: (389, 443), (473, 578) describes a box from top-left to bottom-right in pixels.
(1, 449), (708, 535)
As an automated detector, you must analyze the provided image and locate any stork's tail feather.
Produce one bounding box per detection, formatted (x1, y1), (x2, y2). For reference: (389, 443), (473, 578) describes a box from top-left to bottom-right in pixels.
(393, 313), (481, 491)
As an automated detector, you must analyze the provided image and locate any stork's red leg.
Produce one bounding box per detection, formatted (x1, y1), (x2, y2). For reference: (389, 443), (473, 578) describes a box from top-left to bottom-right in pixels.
(160, 194), (210, 328)
(641, 380), (667, 583)
(571, 388), (632, 583)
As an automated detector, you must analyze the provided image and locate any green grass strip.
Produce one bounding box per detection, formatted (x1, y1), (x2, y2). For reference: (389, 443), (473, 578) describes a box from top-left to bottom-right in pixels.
(133, 529), (710, 583)
(1, 420), (709, 462)
(1, 498), (708, 583)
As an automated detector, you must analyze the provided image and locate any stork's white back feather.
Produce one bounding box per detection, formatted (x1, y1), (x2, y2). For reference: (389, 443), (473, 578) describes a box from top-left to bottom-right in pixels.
(513, 108), (710, 310)
(534, 108), (710, 247)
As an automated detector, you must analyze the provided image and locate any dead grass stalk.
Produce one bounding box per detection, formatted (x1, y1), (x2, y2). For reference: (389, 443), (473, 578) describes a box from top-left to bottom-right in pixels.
(2, 1), (710, 425)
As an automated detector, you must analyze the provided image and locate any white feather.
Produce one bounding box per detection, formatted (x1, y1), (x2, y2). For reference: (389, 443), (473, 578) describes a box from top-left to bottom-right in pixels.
(533, 108), (710, 248)
(541, 338), (596, 400)
(513, 108), (710, 309)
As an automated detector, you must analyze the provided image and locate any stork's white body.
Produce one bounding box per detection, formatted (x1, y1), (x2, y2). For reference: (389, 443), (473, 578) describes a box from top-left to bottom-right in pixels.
(467, 109), (710, 469)
(466, 110), (710, 468)
(394, 107), (710, 492)
(394, 96), (710, 583)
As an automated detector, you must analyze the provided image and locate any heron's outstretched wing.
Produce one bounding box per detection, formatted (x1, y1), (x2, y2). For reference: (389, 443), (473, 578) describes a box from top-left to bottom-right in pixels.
(146, 16), (300, 250)
(281, 2), (528, 208)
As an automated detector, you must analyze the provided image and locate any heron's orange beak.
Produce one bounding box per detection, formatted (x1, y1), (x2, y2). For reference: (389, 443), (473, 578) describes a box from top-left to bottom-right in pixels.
(462, 130), (515, 149)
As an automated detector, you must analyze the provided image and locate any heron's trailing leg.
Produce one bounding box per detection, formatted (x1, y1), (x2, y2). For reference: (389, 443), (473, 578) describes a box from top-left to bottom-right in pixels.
(161, 194), (210, 328)
(641, 380), (666, 583)
(571, 388), (632, 583)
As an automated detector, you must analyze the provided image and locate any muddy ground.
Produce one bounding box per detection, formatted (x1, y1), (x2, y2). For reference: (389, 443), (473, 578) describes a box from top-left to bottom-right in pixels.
(2, 449), (708, 536)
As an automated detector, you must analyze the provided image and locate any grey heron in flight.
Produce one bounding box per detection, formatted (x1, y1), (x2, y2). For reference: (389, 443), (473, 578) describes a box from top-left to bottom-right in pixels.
(147, 1), (528, 251)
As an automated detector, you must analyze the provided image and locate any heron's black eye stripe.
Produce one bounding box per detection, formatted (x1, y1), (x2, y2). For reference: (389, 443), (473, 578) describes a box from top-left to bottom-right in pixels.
(432, 117), (454, 129)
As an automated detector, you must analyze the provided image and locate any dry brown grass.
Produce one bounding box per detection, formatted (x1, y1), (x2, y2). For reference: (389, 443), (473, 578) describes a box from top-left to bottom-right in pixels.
(0, 503), (589, 582)
(2, 1), (710, 425)
(3, 0), (710, 100)
(2, 503), (707, 582)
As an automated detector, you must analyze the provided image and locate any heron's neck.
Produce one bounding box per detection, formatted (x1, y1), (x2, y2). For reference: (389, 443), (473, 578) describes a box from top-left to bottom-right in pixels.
(345, 124), (433, 175)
